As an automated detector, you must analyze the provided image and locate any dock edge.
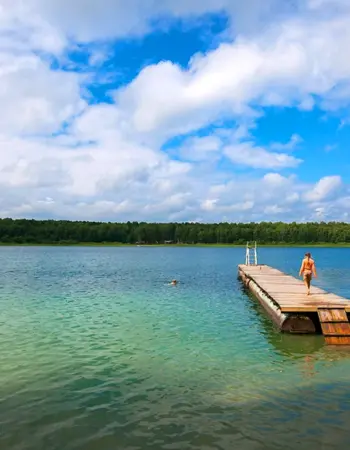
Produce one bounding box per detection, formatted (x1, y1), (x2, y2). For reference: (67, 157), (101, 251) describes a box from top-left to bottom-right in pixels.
(238, 265), (316, 334)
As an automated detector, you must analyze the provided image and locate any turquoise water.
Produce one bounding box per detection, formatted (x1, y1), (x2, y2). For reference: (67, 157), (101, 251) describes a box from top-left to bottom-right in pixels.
(1, 246), (350, 450)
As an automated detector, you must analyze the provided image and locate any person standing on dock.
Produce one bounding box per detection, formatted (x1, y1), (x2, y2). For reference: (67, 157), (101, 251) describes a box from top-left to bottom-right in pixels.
(299, 252), (317, 295)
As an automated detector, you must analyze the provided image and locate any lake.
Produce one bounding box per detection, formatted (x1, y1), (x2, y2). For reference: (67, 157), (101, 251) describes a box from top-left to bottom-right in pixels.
(1, 246), (350, 450)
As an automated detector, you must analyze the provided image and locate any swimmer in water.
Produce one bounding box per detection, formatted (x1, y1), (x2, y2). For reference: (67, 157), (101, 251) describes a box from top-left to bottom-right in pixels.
(170, 280), (178, 286)
(299, 252), (317, 295)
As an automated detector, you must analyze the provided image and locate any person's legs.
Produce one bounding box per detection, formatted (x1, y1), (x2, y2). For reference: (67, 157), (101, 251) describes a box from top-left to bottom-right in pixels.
(304, 273), (311, 295)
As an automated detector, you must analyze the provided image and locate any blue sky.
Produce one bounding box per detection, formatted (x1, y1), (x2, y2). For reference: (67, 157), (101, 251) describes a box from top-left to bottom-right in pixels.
(0, 0), (350, 223)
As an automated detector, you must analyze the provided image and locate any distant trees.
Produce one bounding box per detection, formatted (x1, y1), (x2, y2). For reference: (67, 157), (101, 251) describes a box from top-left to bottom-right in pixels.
(0, 218), (349, 244)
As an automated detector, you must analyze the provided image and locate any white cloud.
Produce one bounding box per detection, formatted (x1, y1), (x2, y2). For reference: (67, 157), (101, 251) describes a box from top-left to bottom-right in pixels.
(224, 142), (302, 169)
(0, 1), (66, 54)
(195, 174), (350, 222)
(285, 193), (300, 204)
(0, 0), (349, 223)
(263, 173), (291, 185)
(201, 199), (254, 214)
(1, 0), (288, 45)
(177, 136), (222, 162)
(115, 12), (350, 139)
(201, 199), (218, 211)
(314, 206), (326, 219)
(304, 176), (343, 202)
(264, 204), (290, 215)
(270, 134), (302, 151)
(0, 52), (84, 135)
(0, 137), (348, 221)
(307, 0), (350, 11)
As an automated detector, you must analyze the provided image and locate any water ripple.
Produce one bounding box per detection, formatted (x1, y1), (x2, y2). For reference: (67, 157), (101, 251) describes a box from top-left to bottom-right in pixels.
(1, 246), (350, 449)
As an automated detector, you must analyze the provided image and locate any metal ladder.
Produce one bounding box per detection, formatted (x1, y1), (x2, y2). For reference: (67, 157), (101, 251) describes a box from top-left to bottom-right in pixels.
(245, 241), (258, 266)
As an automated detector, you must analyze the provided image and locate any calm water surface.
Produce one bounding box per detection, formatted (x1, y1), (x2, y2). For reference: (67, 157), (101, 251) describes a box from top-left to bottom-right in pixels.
(1, 246), (350, 449)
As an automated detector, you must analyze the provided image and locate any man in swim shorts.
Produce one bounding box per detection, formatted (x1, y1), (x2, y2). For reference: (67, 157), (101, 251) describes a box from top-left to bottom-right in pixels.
(299, 252), (317, 295)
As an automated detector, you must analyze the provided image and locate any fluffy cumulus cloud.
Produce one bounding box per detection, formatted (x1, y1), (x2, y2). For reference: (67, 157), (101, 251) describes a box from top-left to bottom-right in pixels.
(0, 0), (349, 222)
(119, 12), (350, 136)
(2, 0), (289, 43)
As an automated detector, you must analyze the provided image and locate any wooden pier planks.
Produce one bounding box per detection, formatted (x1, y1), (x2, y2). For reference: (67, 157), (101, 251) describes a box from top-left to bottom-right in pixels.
(317, 308), (350, 345)
(238, 264), (350, 313)
(239, 264), (350, 344)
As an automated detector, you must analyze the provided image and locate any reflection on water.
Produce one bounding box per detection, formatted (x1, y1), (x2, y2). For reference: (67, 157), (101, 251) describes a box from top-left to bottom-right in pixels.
(0, 246), (350, 449)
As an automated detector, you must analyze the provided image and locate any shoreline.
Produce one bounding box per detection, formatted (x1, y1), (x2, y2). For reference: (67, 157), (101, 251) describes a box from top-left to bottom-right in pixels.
(0, 243), (349, 248)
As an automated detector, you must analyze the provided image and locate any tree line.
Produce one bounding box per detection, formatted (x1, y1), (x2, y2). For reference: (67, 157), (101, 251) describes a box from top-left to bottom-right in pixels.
(0, 218), (349, 244)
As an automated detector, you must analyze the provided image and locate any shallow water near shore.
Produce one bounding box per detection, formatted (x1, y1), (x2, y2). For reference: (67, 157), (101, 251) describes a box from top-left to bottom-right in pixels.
(1, 246), (350, 450)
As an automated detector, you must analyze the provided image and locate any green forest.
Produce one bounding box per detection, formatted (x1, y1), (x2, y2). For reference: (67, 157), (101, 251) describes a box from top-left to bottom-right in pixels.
(0, 218), (349, 245)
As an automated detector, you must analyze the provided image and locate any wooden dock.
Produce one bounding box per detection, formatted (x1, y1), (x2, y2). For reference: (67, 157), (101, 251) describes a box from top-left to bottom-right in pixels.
(238, 264), (350, 345)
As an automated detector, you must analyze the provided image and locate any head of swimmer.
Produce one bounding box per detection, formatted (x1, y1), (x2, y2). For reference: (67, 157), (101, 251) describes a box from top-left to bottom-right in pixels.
(171, 280), (178, 285)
